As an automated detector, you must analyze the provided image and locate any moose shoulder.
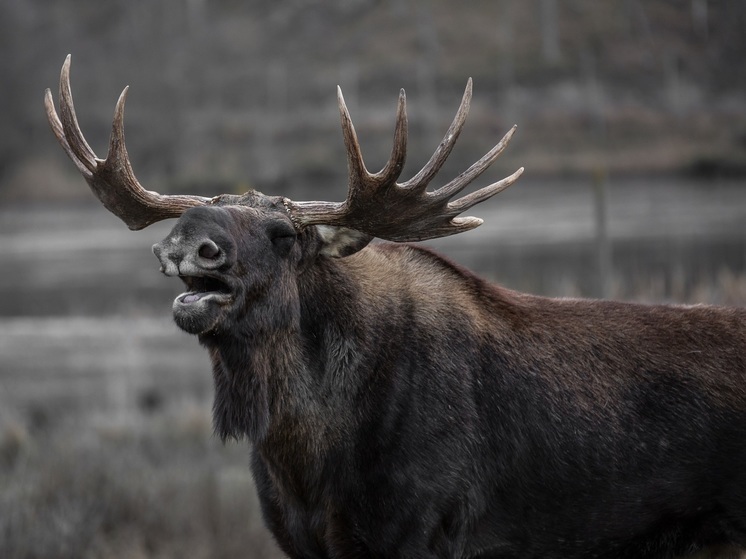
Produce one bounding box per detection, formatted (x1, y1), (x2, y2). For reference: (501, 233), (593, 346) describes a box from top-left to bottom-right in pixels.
(46, 56), (746, 559)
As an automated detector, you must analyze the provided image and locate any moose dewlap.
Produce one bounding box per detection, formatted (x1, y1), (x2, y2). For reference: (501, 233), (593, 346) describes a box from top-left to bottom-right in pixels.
(46, 56), (746, 559)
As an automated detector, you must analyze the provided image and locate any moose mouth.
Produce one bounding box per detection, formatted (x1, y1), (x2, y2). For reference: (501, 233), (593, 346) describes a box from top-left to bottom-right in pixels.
(177, 274), (233, 305)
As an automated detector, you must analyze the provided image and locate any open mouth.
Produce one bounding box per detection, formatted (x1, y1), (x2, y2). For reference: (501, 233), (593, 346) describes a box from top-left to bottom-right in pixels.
(177, 275), (233, 304)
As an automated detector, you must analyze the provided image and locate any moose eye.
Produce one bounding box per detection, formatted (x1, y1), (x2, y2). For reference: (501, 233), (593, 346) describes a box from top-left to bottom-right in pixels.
(267, 221), (297, 255)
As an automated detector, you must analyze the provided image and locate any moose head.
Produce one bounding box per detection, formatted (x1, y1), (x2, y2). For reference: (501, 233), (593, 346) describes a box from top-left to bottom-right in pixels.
(45, 55), (522, 340)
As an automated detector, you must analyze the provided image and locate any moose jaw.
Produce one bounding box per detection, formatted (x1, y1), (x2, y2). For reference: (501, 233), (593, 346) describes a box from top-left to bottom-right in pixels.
(46, 56), (746, 559)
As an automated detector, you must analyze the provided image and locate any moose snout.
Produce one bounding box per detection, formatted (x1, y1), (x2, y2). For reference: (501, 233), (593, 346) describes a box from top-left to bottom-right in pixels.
(152, 236), (227, 276)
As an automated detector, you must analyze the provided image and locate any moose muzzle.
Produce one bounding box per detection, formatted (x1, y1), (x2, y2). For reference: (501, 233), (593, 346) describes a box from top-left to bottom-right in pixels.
(152, 236), (226, 277)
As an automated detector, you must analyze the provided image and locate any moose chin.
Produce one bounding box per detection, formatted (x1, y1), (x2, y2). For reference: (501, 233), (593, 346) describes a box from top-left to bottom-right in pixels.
(46, 55), (746, 559)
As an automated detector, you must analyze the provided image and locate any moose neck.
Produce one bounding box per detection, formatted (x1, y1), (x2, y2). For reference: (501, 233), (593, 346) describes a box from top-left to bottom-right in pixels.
(198, 275), (298, 443)
(198, 256), (367, 455)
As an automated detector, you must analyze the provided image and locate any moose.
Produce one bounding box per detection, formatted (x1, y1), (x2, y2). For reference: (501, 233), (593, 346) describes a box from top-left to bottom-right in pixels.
(46, 56), (745, 558)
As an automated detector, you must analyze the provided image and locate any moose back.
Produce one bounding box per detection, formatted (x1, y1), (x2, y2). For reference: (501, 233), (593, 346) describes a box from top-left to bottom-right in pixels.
(46, 57), (746, 559)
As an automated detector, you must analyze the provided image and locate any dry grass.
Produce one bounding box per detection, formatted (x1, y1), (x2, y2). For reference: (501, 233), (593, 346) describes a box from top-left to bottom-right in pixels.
(0, 410), (283, 559)
(610, 268), (746, 307)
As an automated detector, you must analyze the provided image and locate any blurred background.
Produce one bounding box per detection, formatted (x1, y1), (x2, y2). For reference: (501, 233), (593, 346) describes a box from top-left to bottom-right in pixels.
(1, 1), (745, 557)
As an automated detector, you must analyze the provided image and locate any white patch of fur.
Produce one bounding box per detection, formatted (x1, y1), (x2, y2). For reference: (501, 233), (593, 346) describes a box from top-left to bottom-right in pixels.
(316, 225), (370, 257)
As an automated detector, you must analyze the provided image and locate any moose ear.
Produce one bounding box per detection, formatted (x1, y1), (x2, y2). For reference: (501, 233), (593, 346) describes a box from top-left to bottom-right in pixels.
(315, 225), (373, 258)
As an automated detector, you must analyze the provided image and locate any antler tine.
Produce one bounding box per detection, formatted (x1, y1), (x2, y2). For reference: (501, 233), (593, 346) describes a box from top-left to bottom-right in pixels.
(432, 125), (517, 202)
(400, 77), (472, 192)
(44, 88), (93, 178)
(337, 86), (369, 187)
(374, 89), (408, 186)
(45, 56), (211, 230)
(57, 55), (98, 174)
(103, 85), (144, 192)
(448, 166), (525, 214)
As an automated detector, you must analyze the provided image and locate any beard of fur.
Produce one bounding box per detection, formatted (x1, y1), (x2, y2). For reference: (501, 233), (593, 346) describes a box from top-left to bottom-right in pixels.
(201, 280), (301, 443)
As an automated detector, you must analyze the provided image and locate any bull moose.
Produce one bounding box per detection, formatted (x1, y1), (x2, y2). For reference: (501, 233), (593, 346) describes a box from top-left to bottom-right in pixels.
(45, 56), (745, 558)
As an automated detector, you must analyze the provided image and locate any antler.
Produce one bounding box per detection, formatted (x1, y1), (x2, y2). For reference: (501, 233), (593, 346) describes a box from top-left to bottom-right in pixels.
(46, 57), (522, 241)
(284, 78), (524, 242)
(44, 55), (212, 230)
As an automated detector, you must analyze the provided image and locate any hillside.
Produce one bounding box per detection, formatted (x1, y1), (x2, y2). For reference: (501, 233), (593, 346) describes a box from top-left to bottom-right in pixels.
(2, 0), (745, 202)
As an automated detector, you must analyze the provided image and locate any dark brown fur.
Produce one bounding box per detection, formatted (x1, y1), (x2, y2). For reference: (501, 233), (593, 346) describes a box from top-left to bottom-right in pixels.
(152, 203), (746, 559)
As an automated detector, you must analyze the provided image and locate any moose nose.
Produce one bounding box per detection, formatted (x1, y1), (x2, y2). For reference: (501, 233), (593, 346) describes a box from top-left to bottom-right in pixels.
(197, 240), (221, 261)
(152, 236), (226, 276)
(152, 241), (180, 276)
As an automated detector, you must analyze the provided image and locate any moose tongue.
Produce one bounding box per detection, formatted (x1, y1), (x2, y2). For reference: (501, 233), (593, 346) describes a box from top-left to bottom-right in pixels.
(183, 293), (203, 304)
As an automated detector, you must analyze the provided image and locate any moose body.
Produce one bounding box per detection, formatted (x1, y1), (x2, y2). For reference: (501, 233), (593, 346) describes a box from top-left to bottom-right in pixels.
(162, 208), (746, 558)
(46, 57), (746, 558)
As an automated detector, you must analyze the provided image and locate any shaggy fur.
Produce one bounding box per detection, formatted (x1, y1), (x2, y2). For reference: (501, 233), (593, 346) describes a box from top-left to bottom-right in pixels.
(153, 202), (746, 559)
